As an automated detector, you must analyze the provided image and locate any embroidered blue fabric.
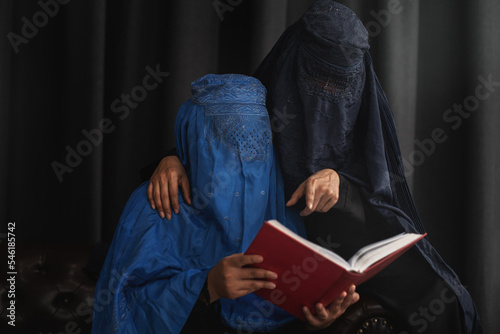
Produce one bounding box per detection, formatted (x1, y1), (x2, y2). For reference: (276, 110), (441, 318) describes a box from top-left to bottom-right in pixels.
(91, 74), (306, 333)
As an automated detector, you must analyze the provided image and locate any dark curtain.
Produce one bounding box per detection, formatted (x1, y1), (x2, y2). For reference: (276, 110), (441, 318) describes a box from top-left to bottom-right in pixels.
(1, 0), (498, 331)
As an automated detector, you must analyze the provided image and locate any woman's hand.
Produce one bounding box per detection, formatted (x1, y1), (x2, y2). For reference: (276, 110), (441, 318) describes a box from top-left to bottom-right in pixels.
(207, 254), (277, 303)
(303, 285), (359, 331)
(147, 156), (191, 220)
(286, 169), (340, 216)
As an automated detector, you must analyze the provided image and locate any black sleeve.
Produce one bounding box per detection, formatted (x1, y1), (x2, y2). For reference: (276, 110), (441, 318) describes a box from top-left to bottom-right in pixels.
(165, 147), (179, 157)
(331, 173), (365, 226)
(139, 147), (179, 182)
(180, 279), (222, 333)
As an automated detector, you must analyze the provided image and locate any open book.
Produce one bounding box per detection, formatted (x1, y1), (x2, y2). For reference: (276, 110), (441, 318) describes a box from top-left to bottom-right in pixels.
(244, 220), (426, 320)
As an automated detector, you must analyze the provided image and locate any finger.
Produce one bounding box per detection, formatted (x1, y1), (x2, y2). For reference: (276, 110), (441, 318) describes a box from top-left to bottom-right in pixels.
(159, 180), (172, 220)
(286, 182), (305, 206)
(234, 254), (264, 267)
(315, 303), (328, 321)
(302, 306), (321, 327)
(152, 182), (166, 219)
(305, 182), (332, 214)
(238, 280), (276, 293)
(180, 174), (191, 205)
(228, 281), (276, 299)
(147, 182), (155, 209)
(168, 176), (180, 215)
(316, 195), (337, 213)
(340, 285), (358, 309)
(240, 267), (278, 280)
(327, 291), (347, 313)
(160, 180), (173, 220)
(341, 292), (359, 309)
(314, 192), (331, 213)
(229, 255), (277, 280)
(300, 181), (317, 216)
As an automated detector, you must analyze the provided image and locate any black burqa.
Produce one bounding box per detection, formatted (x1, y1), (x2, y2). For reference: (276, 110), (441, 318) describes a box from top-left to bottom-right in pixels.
(254, 1), (482, 333)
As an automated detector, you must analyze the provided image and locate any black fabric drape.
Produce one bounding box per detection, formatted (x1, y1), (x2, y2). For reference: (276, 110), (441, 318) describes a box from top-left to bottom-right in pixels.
(1, 0), (498, 331)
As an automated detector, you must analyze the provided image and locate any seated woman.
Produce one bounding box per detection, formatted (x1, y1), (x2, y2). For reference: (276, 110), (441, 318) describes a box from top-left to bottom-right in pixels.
(92, 74), (359, 333)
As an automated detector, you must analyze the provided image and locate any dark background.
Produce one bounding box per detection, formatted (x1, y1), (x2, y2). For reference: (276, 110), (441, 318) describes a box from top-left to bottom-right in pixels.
(1, 0), (499, 331)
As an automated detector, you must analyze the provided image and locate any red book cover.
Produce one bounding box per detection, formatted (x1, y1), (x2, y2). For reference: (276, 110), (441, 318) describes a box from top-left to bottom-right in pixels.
(244, 220), (426, 321)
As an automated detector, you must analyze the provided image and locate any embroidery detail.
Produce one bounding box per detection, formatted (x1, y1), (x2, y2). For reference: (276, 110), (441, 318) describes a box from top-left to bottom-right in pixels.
(297, 47), (364, 104)
(206, 113), (272, 162)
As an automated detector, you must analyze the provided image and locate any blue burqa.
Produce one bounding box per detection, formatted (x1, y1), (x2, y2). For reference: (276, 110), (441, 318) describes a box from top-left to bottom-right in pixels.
(92, 74), (306, 333)
(254, 1), (482, 333)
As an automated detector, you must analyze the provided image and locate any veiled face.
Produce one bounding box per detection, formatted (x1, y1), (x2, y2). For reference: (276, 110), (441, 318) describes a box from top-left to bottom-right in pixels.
(252, 0), (372, 197)
(296, 45), (366, 161)
(175, 74), (279, 253)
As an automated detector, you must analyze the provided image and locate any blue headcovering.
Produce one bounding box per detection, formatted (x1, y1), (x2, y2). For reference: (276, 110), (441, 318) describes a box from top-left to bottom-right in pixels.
(92, 74), (306, 333)
(254, 1), (481, 332)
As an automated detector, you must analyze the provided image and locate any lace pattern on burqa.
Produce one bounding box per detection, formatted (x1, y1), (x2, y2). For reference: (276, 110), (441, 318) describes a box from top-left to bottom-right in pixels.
(191, 74), (271, 163)
(205, 106), (271, 162)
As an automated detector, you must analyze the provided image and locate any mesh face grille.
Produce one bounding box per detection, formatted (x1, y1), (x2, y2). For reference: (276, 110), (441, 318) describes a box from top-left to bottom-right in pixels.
(297, 47), (365, 104)
(205, 113), (272, 162)
(309, 75), (350, 97)
(225, 120), (271, 161)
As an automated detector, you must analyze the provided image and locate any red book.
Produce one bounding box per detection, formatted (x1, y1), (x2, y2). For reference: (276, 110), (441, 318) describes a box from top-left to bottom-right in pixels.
(244, 220), (426, 321)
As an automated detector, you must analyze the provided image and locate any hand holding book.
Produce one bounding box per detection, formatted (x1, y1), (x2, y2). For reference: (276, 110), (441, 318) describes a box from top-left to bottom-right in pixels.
(244, 220), (426, 320)
(207, 253), (277, 303)
(302, 284), (359, 331)
(206, 253), (360, 330)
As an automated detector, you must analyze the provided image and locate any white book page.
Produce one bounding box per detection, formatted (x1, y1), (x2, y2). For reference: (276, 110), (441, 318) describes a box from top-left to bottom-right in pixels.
(267, 221), (422, 274)
(266, 220), (352, 271)
(348, 233), (423, 273)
